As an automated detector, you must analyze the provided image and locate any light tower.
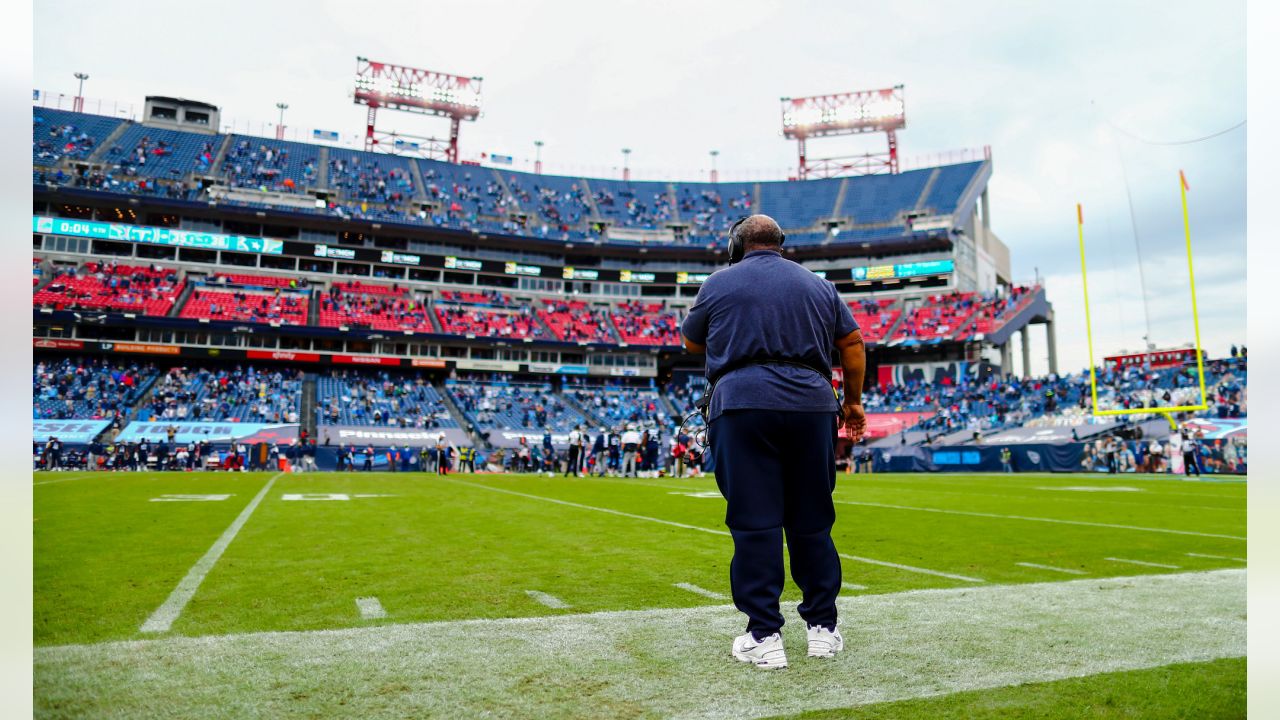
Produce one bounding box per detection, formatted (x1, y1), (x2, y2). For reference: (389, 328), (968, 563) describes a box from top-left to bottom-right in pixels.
(73, 72), (89, 113)
(352, 56), (482, 163)
(780, 85), (906, 179)
(709, 150), (720, 183)
(534, 140), (544, 174)
(275, 102), (289, 140)
(622, 148), (632, 181)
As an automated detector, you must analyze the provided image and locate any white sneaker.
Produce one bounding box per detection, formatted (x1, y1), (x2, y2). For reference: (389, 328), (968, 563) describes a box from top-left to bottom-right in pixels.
(732, 631), (788, 669)
(806, 624), (843, 658)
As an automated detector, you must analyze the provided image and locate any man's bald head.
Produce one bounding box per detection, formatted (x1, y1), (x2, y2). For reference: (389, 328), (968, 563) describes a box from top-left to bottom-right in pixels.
(734, 214), (785, 252)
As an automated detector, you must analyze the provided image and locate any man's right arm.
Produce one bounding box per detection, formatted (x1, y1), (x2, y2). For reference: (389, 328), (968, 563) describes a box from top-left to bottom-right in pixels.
(835, 329), (867, 441)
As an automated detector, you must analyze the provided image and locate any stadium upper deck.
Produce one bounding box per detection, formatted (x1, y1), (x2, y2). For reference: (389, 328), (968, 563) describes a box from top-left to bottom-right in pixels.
(32, 107), (988, 251)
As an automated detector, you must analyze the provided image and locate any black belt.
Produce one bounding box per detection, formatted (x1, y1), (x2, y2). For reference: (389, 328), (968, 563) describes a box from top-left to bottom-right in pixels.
(695, 357), (839, 424)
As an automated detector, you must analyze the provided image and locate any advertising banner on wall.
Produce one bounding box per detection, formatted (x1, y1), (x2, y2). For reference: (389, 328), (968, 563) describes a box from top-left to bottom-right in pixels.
(114, 422), (299, 444)
(32, 419), (112, 444)
(316, 425), (471, 448)
(843, 412), (935, 439)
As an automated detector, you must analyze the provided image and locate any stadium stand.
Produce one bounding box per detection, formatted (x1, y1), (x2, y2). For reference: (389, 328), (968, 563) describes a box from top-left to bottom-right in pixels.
(220, 137), (320, 193)
(849, 298), (901, 343)
(964, 285), (1036, 337)
(328, 148), (415, 204)
(433, 304), (542, 339)
(104, 123), (220, 178)
(892, 292), (979, 343)
(207, 272), (302, 289)
(139, 366), (302, 423)
(32, 108), (123, 166)
(31, 108), (987, 248)
(179, 289), (309, 324)
(446, 378), (590, 432)
(536, 299), (616, 343)
(33, 357), (156, 420)
(564, 381), (667, 428)
(611, 302), (682, 346)
(316, 370), (457, 428)
(33, 261), (184, 316)
(319, 283), (433, 332)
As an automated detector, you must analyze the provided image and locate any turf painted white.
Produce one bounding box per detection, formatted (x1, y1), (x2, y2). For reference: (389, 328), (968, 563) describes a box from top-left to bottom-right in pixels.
(525, 590), (571, 609)
(355, 597), (387, 620)
(139, 472), (283, 634)
(842, 582), (868, 591)
(1015, 562), (1088, 575)
(37, 570), (1246, 719)
(674, 582), (729, 600)
(446, 478), (984, 585)
(834, 499), (1244, 541)
(1106, 557), (1181, 569)
(149, 494), (233, 502)
(1187, 552), (1246, 562)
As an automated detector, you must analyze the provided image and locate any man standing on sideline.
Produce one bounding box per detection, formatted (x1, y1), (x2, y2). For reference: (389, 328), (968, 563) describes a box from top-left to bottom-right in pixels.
(621, 423), (641, 477)
(566, 424), (582, 477)
(681, 214), (866, 670)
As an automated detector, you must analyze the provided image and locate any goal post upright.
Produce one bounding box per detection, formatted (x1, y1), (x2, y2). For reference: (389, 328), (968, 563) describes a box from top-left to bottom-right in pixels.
(1076, 171), (1209, 431)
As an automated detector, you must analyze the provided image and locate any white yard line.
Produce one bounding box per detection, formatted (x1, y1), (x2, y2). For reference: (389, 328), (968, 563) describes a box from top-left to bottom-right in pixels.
(674, 582), (729, 600)
(355, 597), (386, 620)
(36, 570), (1246, 720)
(842, 582), (868, 591)
(834, 499), (1244, 541)
(1016, 562), (1088, 576)
(1186, 552), (1246, 562)
(445, 479), (983, 584)
(139, 472), (283, 634)
(525, 590), (571, 609)
(32, 473), (96, 486)
(838, 553), (983, 583)
(1106, 557), (1181, 569)
(834, 484), (1245, 514)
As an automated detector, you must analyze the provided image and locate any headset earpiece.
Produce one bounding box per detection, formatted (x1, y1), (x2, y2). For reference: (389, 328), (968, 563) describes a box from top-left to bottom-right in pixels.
(727, 216), (748, 265)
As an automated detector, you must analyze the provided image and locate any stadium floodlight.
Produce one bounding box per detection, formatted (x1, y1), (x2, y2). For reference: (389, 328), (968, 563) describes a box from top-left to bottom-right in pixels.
(73, 72), (89, 113)
(780, 85), (905, 179)
(352, 57), (483, 162)
(275, 102), (288, 140)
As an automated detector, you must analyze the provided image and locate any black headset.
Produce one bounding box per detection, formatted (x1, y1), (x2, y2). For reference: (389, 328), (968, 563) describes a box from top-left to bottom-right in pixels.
(727, 216), (785, 265)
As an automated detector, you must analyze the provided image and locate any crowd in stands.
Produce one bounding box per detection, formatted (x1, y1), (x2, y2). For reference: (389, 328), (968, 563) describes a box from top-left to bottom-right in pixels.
(611, 301), (681, 345)
(222, 140), (316, 192)
(317, 370), (456, 428)
(180, 288), (308, 324)
(438, 289), (513, 306)
(33, 261), (184, 316)
(329, 154), (414, 204)
(447, 378), (587, 431)
(966, 285), (1035, 336)
(893, 292), (980, 343)
(33, 120), (99, 164)
(319, 283), (433, 332)
(33, 357), (155, 421)
(564, 381), (667, 428)
(434, 304), (542, 339)
(849, 298), (900, 342)
(139, 366), (302, 423)
(537, 300), (616, 343)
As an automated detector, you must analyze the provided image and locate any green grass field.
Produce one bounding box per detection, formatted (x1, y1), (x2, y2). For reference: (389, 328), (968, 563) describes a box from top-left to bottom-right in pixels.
(34, 470), (1247, 718)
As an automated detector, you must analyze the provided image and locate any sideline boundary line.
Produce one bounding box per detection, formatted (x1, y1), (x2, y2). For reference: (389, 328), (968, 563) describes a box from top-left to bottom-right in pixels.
(834, 499), (1244, 540)
(442, 478), (982, 584)
(139, 472), (283, 633)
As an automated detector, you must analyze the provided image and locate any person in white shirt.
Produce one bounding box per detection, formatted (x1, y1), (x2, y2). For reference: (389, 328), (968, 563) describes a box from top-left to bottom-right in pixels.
(565, 425), (582, 477)
(621, 424), (641, 477)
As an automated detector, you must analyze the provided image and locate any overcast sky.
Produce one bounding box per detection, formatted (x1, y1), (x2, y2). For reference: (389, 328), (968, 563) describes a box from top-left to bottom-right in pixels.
(33, 0), (1246, 375)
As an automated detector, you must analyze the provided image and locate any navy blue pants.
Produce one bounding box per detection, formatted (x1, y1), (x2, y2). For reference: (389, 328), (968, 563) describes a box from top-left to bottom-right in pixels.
(709, 409), (841, 637)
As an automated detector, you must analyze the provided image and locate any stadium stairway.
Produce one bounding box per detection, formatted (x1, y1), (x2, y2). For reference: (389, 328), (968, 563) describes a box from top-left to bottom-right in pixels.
(300, 373), (318, 439)
(666, 183), (681, 223)
(408, 159), (429, 202)
(950, 310), (980, 342)
(436, 380), (492, 451)
(831, 177), (850, 218)
(208, 135), (235, 176)
(85, 121), (132, 165)
(307, 290), (320, 327)
(315, 147), (330, 191)
(658, 392), (682, 422)
(557, 388), (603, 428)
(880, 303), (908, 343)
(489, 168), (520, 213)
(913, 167), (941, 212)
(168, 280), (195, 318)
(577, 177), (604, 221)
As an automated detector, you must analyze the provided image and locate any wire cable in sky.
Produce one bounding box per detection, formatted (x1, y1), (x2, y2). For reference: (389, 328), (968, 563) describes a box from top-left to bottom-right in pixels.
(1104, 118), (1245, 146)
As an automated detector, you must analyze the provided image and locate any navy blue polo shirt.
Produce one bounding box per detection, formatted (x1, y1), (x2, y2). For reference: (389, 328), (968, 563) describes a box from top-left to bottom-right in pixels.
(681, 249), (858, 421)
